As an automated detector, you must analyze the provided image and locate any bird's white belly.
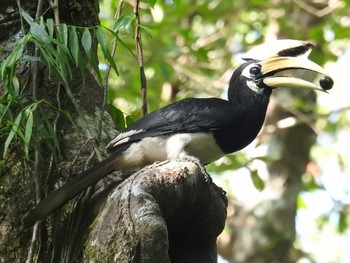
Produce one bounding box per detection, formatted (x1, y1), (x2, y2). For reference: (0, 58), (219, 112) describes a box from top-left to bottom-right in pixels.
(119, 132), (224, 169)
(166, 132), (224, 164)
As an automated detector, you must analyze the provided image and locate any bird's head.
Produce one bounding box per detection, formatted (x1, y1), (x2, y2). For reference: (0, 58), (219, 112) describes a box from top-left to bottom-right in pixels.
(228, 39), (333, 101)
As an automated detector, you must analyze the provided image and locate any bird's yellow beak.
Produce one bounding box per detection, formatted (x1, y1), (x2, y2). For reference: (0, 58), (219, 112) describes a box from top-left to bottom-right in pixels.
(243, 39), (334, 92)
(259, 56), (333, 92)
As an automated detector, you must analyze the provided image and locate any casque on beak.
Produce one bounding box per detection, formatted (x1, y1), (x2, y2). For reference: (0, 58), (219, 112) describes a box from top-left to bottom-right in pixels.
(243, 39), (334, 92)
(242, 39), (314, 60)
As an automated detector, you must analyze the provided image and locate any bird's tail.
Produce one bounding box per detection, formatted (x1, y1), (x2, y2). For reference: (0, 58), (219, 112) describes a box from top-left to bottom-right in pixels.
(22, 148), (127, 228)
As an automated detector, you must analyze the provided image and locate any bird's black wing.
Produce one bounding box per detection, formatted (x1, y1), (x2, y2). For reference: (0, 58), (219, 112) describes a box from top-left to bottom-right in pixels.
(107, 97), (243, 150)
(22, 97), (243, 227)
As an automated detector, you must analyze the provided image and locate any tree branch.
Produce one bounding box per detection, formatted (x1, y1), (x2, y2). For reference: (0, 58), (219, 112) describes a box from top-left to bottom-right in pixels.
(134, 0), (147, 116)
(82, 160), (227, 262)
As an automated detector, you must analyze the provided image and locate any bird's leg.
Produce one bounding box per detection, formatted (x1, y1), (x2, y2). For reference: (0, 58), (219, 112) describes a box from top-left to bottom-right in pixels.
(179, 155), (212, 184)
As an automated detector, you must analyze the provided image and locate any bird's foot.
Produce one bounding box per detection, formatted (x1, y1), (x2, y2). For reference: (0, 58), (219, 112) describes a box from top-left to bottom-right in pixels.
(180, 156), (212, 184)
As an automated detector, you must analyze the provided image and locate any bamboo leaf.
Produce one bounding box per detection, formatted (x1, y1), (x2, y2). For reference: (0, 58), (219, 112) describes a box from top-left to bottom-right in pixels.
(3, 111), (22, 158)
(41, 120), (61, 157)
(0, 100), (12, 123)
(113, 14), (136, 33)
(95, 27), (119, 75)
(46, 18), (54, 37)
(69, 26), (79, 66)
(4, 44), (24, 69)
(102, 26), (135, 57)
(30, 22), (50, 44)
(20, 10), (35, 26)
(58, 23), (68, 47)
(81, 28), (101, 84)
(81, 28), (92, 58)
(23, 55), (41, 62)
(124, 14), (136, 33)
(139, 25), (153, 38)
(24, 108), (34, 157)
(113, 15), (127, 32)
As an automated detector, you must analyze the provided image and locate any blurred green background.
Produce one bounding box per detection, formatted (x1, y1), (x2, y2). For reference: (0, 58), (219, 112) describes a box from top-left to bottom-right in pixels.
(98, 0), (350, 262)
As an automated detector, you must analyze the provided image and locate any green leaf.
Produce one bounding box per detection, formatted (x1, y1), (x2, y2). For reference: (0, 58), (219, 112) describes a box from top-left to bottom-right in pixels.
(40, 120), (61, 157)
(24, 108), (34, 157)
(0, 100), (12, 124)
(81, 28), (92, 57)
(30, 22), (50, 44)
(95, 27), (119, 75)
(20, 10), (35, 26)
(102, 25), (135, 57)
(4, 43), (25, 70)
(46, 18), (54, 37)
(139, 25), (153, 38)
(109, 105), (126, 131)
(3, 111), (22, 158)
(35, 41), (57, 79)
(34, 39), (68, 85)
(81, 28), (101, 84)
(113, 15), (126, 32)
(250, 170), (265, 191)
(58, 23), (68, 47)
(23, 55), (41, 62)
(113, 14), (136, 33)
(124, 14), (136, 33)
(69, 26), (79, 66)
(147, 0), (157, 8)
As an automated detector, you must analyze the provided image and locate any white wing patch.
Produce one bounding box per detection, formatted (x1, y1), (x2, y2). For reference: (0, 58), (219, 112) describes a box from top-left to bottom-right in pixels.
(106, 129), (144, 149)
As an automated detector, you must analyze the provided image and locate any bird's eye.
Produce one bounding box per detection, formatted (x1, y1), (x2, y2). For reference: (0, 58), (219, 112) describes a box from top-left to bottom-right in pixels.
(249, 66), (261, 77)
(319, 76), (333, 90)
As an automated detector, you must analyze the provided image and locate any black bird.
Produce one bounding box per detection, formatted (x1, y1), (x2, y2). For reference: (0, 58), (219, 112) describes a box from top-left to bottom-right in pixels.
(23, 39), (333, 227)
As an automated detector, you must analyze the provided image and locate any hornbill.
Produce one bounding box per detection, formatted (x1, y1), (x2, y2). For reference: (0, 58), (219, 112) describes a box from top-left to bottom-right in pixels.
(22, 39), (333, 227)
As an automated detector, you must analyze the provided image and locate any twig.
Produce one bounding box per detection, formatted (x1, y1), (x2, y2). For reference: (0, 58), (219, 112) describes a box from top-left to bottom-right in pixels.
(48, 0), (60, 24)
(26, 0), (44, 262)
(134, 0), (147, 116)
(97, 0), (125, 144)
(293, 0), (336, 17)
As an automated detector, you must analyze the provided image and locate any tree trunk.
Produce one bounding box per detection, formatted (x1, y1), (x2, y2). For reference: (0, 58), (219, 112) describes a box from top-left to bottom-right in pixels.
(84, 161), (227, 263)
(0, 0), (100, 262)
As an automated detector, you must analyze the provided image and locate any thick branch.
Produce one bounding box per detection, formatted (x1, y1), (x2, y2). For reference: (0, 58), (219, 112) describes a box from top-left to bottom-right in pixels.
(84, 160), (227, 263)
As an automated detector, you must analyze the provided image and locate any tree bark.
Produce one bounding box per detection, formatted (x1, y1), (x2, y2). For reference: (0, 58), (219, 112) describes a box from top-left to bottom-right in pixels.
(82, 161), (227, 263)
(0, 1), (101, 262)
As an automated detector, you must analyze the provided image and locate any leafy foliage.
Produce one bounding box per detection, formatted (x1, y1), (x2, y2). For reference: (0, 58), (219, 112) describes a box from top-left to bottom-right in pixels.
(0, 10), (119, 160)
